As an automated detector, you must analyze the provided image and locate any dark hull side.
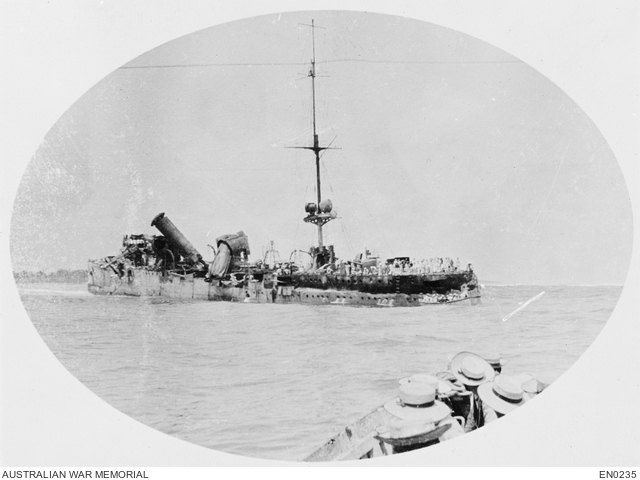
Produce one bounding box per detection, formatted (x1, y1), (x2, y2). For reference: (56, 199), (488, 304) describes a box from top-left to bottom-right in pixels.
(87, 262), (480, 307)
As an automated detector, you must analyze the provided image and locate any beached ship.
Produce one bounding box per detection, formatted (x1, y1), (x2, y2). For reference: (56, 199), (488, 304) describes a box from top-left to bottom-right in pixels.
(87, 21), (480, 307)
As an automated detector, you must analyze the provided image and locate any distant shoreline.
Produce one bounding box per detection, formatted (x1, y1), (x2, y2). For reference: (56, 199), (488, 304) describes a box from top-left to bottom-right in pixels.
(13, 269), (87, 284)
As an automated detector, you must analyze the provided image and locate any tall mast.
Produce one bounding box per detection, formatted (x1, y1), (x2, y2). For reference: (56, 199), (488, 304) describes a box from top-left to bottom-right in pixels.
(290, 19), (337, 265)
(310, 19), (322, 219)
(300, 19), (335, 250)
(309, 19), (324, 247)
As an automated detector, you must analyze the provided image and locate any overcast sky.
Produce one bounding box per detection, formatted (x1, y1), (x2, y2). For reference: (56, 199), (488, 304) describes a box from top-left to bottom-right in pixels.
(9, 10), (632, 285)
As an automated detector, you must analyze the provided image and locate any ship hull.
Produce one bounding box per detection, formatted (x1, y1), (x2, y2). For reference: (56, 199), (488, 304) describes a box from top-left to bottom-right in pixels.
(88, 262), (480, 307)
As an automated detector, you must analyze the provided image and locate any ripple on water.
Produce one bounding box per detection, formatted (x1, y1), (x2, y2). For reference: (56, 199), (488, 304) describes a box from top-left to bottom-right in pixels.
(19, 283), (621, 461)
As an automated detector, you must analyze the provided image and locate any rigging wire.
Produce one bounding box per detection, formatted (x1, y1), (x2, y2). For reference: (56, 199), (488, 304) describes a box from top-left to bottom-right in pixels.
(324, 58), (522, 65)
(339, 218), (356, 259)
(526, 140), (571, 236)
(291, 154), (316, 251)
(331, 148), (395, 258)
(317, 150), (341, 250)
(119, 58), (523, 69)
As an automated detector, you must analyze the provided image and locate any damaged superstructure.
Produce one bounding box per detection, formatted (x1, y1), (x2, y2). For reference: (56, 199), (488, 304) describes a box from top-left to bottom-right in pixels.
(87, 20), (481, 307)
(88, 211), (480, 306)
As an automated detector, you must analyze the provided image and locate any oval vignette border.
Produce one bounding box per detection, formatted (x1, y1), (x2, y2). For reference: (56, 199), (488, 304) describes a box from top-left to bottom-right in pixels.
(3, 0), (637, 464)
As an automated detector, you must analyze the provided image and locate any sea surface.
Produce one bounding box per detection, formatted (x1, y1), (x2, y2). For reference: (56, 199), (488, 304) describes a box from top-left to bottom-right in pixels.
(18, 283), (620, 461)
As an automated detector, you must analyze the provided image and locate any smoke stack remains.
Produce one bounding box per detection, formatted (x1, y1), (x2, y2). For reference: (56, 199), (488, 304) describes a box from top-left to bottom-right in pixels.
(151, 212), (202, 265)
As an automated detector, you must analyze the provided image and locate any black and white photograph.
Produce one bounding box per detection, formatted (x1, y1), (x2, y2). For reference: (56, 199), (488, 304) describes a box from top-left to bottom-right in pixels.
(1, 1), (638, 469)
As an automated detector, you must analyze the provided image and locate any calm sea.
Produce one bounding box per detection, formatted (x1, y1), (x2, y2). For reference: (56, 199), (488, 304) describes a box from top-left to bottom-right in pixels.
(18, 283), (620, 461)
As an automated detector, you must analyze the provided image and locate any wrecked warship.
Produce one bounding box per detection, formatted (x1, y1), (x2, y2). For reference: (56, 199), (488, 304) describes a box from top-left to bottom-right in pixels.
(88, 210), (480, 306)
(87, 21), (480, 307)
